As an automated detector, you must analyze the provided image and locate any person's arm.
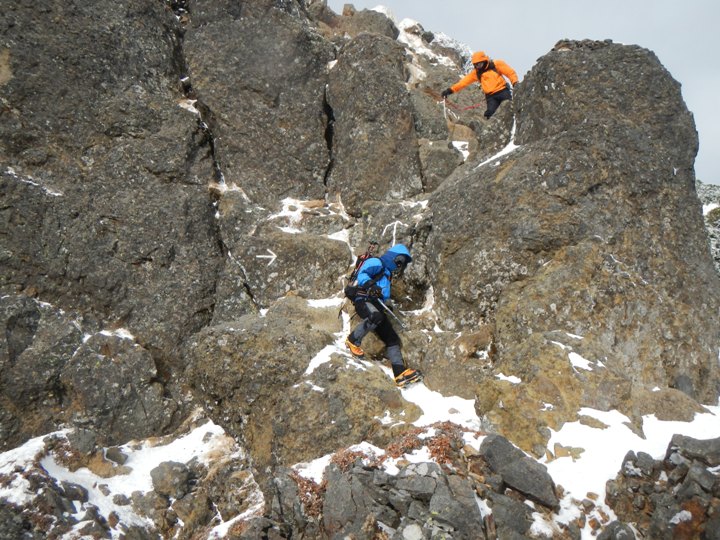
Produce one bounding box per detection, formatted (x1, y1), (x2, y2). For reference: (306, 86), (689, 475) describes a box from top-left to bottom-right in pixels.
(356, 259), (383, 287)
(494, 59), (519, 86)
(450, 70), (479, 94)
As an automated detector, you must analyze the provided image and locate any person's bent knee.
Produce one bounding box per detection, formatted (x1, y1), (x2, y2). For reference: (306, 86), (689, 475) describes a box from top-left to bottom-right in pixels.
(368, 310), (384, 326)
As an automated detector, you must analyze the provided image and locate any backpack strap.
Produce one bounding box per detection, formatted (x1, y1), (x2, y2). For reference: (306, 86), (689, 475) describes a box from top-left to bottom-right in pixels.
(357, 268), (384, 294)
(347, 241), (379, 282)
(483, 60), (510, 91)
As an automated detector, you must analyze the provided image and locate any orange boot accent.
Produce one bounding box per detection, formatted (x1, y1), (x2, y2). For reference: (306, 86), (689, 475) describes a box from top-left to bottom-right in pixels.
(395, 368), (422, 387)
(345, 338), (365, 359)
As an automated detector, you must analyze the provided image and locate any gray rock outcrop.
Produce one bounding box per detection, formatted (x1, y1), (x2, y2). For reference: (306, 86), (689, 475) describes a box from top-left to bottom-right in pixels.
(419, 39), (720, 452)
(606, 435), (720, 539)
(187, 296), (422, 473)
(1, 1), (223, 360)
(697, 179), (720, 274)
(322, 461), (484, 539)
(326, 33), (423, 215)
(266, 430), (565, 540)
(479, 434), (559, 509)
(150, 461), (191, 500)
(184, 0), (334, 206)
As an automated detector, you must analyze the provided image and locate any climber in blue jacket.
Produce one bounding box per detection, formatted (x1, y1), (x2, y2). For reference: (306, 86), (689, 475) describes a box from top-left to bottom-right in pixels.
(345, 244), (422, 387)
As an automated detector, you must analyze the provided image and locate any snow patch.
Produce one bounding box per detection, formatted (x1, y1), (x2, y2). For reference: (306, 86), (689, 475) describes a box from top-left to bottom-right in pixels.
(99, 328), (136, 341)
(495, 373), (522, 384)
(207, 488), (265, 539)
(328, 227), (350, 244)
(704, 202), (718, 215)
(304, 344), (341, 375)
(293, 441), (385, 483)
(474, 495), (492, 519)
(0, 418), (258, 538)
(406, 285), (436, 316)
(304, 311), (351, 375)
(0, 432), (57, 505)
(568, 352), (593, 371)
(268, 198), (350, 237)
(451, 141), (470, 160)
(670, 510), (693, 524)
(307, 297), (344, 308)
(544, 402), (720, 537)
(397, 377), (480, 430)
(530, 512), (562, 537)
(474, 120), (520, 170)
(392, 17), (457, 68)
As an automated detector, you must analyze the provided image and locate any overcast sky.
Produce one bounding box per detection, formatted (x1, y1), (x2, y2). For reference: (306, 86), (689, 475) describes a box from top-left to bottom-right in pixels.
(326, 0), (720, 185)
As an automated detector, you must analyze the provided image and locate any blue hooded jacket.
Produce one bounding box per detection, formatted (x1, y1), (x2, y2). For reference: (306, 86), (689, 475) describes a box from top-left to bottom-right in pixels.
(356, 244), (412, 301)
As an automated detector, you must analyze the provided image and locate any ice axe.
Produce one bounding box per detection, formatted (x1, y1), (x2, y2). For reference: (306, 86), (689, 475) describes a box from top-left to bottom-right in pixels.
(377, 299), (407, 331)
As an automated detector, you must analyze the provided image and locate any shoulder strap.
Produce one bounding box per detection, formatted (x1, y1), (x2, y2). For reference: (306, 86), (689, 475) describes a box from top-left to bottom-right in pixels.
(364, 271), (384, 289)
(355, 265), (387, 298)
(348, 253), (370, 282)
(348, 241), (379, 282)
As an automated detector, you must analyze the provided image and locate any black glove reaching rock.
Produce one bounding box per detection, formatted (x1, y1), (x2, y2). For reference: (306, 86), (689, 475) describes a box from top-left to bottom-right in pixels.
(368, 285), (382, 298)
(441, 88), (453, 98)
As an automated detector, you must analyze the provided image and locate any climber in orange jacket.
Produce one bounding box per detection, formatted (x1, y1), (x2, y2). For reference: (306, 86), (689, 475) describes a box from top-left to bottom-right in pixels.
(441, 51), (519, 119)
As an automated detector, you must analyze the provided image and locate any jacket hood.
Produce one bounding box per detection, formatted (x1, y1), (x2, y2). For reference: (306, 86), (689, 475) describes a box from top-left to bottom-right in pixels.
(471, 51), (489, 64)
(379, 244), (412, 271)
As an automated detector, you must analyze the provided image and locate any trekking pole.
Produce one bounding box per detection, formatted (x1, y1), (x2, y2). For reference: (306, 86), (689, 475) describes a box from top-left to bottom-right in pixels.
(441, 98), (460, 123)
(441, 98), (459, 144)
(377, 299), (407, 330)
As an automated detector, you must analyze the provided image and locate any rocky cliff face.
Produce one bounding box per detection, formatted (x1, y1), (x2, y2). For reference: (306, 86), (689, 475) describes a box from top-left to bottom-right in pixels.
(423, 38), (720, 454)
(1, 1), (719, 538)
(698, 180), (720, 273)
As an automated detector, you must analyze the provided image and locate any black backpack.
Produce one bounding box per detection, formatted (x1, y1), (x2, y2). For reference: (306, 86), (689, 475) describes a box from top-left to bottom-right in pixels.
(344, 241), (380, 300)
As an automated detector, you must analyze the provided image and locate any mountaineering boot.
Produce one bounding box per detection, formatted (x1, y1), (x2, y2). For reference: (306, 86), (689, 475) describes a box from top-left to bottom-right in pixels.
(345, 338), (365, 359)
(395, 368), (422, 388)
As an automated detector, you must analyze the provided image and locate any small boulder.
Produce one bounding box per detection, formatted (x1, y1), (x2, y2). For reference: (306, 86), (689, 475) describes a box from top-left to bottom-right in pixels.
(151, 461), (191, 500)
(105, 446), (128, 465)
(479, 434), (559, 509)
(666, 435), (720, 467)
(597, 521), (637, 539)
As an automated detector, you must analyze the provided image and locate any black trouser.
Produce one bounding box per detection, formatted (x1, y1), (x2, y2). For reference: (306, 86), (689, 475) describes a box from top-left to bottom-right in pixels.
(485, 86), (512, 119)
(349, 299), (405, 376)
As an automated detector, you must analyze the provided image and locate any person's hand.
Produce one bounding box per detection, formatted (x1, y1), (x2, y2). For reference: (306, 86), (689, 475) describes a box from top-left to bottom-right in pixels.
(441, 88), (453, 99)
(368, 285), (382, 297)
(512, 82), (518, 89)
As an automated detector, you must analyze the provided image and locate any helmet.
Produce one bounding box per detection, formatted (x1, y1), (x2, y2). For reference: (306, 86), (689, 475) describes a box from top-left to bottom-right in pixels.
(471, 51), (489, 64)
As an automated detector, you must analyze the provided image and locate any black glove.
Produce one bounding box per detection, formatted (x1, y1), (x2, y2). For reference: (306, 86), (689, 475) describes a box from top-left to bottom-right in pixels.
(441, 88), (453, 99)
(368, 285), (382, 298)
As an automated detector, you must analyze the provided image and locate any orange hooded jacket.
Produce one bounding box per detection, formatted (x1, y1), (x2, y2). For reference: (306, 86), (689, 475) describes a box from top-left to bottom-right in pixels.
(450, 52), (518, 96)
